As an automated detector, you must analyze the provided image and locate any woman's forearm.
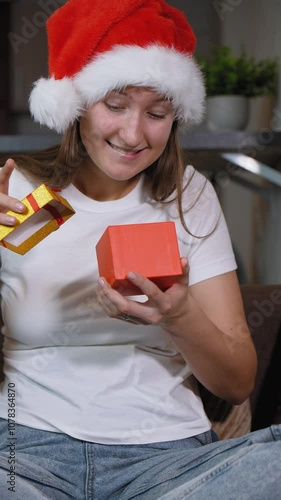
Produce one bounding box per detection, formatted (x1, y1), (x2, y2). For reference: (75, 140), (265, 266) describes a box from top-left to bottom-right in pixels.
(164, 293), (257, 405)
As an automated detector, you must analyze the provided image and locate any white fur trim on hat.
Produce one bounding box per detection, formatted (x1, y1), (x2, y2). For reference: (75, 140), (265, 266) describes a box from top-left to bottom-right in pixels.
(29, 45), (205, 133)
(75, 45), (205, 126)
(29, 77), (83, 133)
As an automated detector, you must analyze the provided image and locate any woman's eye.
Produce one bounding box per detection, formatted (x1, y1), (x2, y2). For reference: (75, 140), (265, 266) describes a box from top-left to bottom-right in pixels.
(105, 102), (123, 111)
(148, 113), (167, 120)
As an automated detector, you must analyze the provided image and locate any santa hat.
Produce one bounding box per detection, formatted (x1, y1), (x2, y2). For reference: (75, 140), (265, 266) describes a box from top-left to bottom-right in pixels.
(29, 0), (205, 133)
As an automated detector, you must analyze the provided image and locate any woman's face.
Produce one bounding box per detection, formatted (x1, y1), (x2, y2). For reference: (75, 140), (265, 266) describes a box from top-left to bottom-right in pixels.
(79, 87), (174, 182)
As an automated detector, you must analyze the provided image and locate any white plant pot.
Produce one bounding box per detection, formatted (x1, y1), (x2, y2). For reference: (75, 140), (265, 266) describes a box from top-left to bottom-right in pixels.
(206, 95), (249, 131)
(246, 95), (276, 131)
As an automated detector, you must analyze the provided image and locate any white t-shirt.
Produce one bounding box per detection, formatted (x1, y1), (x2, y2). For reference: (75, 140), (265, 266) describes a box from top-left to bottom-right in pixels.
(0, 166), (237, 444)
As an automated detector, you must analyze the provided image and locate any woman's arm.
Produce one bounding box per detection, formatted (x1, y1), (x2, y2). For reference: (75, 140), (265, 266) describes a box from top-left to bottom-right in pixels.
(164, 270), (257, 405)
(96, 262), (257, 406)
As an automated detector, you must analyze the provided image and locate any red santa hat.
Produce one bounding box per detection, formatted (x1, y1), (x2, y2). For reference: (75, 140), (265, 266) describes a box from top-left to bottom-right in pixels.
(29, 0), (205, 133)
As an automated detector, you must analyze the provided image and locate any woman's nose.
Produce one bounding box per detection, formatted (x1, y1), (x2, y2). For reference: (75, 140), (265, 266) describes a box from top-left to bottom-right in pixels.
(119, 113), (145, 147)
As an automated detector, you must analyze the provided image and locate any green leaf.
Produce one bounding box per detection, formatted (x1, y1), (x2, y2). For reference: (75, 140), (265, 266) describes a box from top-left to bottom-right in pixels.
(197, 46), (279, 97)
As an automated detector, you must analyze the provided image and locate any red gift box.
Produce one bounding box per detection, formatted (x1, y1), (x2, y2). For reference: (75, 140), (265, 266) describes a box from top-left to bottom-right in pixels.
(96, 222), (182, 296)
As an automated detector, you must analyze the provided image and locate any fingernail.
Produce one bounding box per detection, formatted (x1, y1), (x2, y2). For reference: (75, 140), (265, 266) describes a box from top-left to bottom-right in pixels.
(6, 216), (16, 225)
(15, 202), (25, 212)
(127, 272), (136, 280)
(97, 278), (105, 288)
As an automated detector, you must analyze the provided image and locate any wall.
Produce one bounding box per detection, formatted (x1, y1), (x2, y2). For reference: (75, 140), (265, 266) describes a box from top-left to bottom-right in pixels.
(219, 0), (281, 283)
(0, 1), (10, 133)
(256, 190), (281, 283)
(220, 0), (281, 127)
(9, 0), (66, 133)
(168, 0), (220, 57)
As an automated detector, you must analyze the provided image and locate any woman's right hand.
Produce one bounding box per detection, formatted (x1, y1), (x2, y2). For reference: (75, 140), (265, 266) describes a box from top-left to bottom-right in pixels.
(0, 158), (26, 226)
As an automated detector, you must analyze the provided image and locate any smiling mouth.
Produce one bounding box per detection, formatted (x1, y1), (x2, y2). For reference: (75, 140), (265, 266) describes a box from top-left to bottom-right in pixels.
(107, 141), (145, 155)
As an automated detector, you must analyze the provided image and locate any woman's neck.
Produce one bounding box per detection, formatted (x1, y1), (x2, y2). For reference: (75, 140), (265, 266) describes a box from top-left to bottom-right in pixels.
(73, 162), (140, 201)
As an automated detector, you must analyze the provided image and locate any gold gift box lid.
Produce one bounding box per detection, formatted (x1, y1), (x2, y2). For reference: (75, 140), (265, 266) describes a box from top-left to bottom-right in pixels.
(0, 184), (75, 255)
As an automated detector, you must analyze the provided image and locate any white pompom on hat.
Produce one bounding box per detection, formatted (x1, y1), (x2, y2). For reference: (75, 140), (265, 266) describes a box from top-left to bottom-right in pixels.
(29, 0), (206, 133)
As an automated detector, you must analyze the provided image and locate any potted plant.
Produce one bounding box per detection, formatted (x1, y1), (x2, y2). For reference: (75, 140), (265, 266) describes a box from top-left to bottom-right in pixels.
(199, 46), (278, 131)
(245, 58), (278, 130)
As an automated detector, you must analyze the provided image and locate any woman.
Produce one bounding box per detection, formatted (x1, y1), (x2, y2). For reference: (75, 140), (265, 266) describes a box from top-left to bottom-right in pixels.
(0, 1), (280, 499)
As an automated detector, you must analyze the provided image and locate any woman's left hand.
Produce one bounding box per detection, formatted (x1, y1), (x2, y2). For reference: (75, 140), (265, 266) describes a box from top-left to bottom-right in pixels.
(95, 257), (189, 326)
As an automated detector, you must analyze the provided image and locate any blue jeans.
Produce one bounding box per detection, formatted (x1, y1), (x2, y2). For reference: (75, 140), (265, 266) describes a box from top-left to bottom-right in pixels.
(0, 417), (280, 499)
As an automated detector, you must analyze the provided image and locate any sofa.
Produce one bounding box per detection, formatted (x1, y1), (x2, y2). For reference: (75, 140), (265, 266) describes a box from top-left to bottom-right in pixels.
(200, 284), (281, 437)
(0, 284), (281, 438)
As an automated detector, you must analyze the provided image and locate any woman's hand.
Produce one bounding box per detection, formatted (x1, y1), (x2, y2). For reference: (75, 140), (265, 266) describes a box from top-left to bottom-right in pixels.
(96, 257), (189, 326)
(0, 159), (26, 225)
